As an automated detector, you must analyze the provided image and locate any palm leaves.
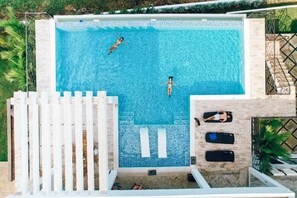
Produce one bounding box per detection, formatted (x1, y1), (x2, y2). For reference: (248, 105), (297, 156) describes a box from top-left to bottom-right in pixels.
(254, 118), (291, 174)
(0, 7), (26, 90)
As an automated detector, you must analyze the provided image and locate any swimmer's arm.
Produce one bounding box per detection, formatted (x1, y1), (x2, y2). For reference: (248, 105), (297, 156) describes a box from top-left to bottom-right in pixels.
(172, 82), (179, 88)
(160, 81), (167, 85)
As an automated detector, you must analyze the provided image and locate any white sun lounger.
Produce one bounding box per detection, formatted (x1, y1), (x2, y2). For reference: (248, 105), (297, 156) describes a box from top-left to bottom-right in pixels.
(140, 127), (150, 158)
(270, 168), (285, 176)
(281, 168), (297, 176)
(158, 128), (167, 158)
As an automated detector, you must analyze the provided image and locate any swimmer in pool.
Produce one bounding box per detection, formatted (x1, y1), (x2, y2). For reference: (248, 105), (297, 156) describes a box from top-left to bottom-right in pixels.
(161, 76), (178, 96)
(107, 36), (127, 55)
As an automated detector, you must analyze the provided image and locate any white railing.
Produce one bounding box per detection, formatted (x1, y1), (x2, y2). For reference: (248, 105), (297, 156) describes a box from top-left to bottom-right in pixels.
(12, 91), (118, 195)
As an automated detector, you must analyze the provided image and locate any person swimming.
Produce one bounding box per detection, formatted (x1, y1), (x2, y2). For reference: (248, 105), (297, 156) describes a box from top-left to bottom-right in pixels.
(107, 37), (126, 55)
(161, 76), (178, 96)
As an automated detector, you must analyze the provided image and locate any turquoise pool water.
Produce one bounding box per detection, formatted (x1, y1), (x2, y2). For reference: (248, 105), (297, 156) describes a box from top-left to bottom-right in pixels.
(56, 20), (244, 167)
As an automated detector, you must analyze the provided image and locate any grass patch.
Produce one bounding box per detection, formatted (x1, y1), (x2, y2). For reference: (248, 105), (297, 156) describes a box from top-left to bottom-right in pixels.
(276, 7), (297, 33)
(0, 60), (18, 161)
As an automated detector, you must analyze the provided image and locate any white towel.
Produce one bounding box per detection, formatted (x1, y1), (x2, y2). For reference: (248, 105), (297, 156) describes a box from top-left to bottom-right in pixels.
(158, 128), (167, 158)
(140, 128), (150, 158)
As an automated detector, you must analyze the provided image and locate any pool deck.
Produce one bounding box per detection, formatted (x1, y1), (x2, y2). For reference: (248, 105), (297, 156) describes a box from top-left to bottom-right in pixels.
(191, 19), (296, 176)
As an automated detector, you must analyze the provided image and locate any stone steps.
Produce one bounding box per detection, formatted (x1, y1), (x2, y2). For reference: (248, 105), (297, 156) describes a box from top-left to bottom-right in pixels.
(266, 57), (293, 94)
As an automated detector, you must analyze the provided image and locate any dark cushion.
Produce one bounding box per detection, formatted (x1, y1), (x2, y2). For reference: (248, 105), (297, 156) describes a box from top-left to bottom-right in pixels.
(205, 132), (235, 144)
(205, 150), (235, 162)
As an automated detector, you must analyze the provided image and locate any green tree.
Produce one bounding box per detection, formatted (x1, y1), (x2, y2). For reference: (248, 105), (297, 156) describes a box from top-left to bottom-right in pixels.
(254, 118), (291, 174)
(0, 7), (26, 90)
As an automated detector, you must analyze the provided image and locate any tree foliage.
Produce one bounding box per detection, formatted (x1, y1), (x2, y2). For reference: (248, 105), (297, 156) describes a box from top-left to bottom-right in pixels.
(0, 7), (26, 90)
(254, 118), (291, 174)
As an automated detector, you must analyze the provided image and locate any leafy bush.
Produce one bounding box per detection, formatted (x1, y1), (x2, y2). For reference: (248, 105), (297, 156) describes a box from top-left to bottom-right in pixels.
(144, 7), (158, 14)
(0, 7), (26, 90)
(120, 9), (129, 14)
(253, 119), (291, 174)
(130, 7), (144, 14)
(44, 0), (68, 15)
(291, 19), (297, 33)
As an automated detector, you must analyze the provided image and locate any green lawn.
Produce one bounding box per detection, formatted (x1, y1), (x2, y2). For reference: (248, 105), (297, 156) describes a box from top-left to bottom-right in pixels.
(0, 60), (18, 161)
(276, 7), (297, 33)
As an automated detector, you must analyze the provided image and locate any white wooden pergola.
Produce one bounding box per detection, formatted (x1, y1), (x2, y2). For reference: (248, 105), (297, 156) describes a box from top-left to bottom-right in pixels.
(10, 91), (118, 195)
(8, 91), (295, 198)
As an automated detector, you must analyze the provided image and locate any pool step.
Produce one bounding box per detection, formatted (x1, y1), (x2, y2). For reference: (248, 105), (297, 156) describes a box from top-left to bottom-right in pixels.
(174, 120), (190, 125)
(119, 112), (135, 125)
(119, 113), (189, 125)
(121, 112), (134, 116)
(119, 120), (134, 125)
(174, 115), (189, 125)
(174, 116), (188, 120)
(119, 115), (133, 121)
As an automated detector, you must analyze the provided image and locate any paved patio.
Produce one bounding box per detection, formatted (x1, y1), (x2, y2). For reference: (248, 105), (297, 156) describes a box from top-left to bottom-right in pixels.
(0, 162), (14, 197)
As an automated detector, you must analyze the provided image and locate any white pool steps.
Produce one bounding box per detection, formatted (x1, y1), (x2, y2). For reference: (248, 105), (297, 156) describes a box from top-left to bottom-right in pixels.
(281, 168), (297, 176)
(140, 127), (150, 158)
(270, 168), (285, 176)
(158, 128), (167, 158)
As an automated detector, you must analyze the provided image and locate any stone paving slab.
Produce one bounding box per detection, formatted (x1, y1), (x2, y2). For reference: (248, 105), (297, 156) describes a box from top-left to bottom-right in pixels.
(0, 162), (15, 197)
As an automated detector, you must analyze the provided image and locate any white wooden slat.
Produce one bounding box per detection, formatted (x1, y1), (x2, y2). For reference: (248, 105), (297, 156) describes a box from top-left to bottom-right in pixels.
(74, 91), (84, 191)
(7, 99), (12, 182)
(191, 169), (211, 189)
(108, 170), (118, 190)
(52, 92), (62, 192)
(29, 92), (40, 194)
(41, 92), (51, 192)
(19, 92), (29, 194)
(13, 92), (21, 192)
(28, 94), (33, 182)
(63, 92), (73, 192)
(112, 97), (119, 169)
(86, 91), (94, 191)
(97, 91), (109, 193)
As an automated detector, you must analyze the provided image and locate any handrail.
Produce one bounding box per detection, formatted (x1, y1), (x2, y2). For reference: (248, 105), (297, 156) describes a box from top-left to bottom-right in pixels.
(266, 57), (291, 95)
(276, 58), (291, 94)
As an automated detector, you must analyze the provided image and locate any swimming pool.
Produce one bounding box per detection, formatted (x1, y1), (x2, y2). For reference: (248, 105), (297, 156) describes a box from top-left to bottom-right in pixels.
(56, 18), (245, 167)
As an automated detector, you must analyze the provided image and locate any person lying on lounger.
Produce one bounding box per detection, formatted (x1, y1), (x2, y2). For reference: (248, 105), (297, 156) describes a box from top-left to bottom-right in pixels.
(107, 36), (126, 55)
(204, 111), (230, 122)
(161, 76), (178, 96)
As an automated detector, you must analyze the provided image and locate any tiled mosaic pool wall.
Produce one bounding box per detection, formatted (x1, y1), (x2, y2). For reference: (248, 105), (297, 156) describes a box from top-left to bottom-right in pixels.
(118, 112), (190, 167)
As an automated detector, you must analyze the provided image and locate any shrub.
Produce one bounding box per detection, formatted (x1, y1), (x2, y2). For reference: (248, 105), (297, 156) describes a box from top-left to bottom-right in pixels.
(253, 118), (291, 174)
(120, 9), (129, 14)
(291, 19), (297, 33)
(45, 0), (68, 15)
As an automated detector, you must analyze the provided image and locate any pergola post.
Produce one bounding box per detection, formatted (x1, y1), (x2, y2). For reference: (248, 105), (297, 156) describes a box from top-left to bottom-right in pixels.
(97, 91), (109, 193)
